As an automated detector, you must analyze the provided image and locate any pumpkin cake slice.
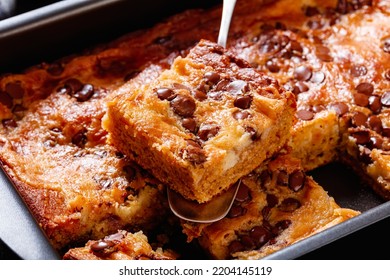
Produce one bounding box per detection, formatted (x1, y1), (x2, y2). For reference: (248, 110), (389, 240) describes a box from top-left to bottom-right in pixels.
(103, 39), (296, 203)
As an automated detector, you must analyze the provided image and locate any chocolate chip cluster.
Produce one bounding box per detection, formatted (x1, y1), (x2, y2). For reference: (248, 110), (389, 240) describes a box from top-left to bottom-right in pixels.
(154, 70), (262, 164)
(226, 167), (306, 256)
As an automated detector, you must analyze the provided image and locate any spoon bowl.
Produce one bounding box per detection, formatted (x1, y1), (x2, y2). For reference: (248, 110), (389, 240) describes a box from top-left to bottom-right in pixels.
(167, 180), (241, 223)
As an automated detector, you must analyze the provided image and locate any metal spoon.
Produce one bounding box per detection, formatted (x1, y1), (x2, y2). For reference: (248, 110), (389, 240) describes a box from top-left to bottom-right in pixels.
(167, 180), (241, 223)
(167, 0), (238, 223)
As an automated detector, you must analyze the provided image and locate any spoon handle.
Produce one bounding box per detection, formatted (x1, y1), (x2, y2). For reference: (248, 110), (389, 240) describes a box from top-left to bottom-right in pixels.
(217, 0), (237, 48)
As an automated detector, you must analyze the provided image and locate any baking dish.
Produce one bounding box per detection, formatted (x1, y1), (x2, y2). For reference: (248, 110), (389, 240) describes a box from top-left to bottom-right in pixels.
(0, 0), (389, 260)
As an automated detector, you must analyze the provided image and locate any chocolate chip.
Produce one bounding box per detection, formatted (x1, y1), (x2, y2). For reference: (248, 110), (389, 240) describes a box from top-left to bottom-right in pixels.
(280, 49), (293, 59)
(240, 235), (255, 250)
(183, 139), (206, 164)
(228, 240), (245, 254)
(307, 19), (324, 29)
(351, 130), (370, 145)
(265, 60), (280, 73)
(359, 147), (372, 164)
(64, 78), (83, 95)
(277, 170), (289, 186)
(381, 91), (390, 106)
(305, 6), (320, 17)
(385, 70), (390, 81)
(353, 93), (369, 107)
(249, 226), (272, 247)
(290, 40), (304, 54)
(355, 82), (374, 95)
(213, 79), (229, 92)
(90, 240), (116, 257)
(197, 123), (219, 141)
(278, 197), (301, 212)
(310, 71), (326, 83)
(259, 37), (281, 53)
(72, 130), (87, 147)
(262, 206), (271, 220)
(235, 182), (251, 203)
(228, 205), (246, 218)
(90, 240), (115, 252)
(74, 84), (94, 102)
(330, 102), (349, 116)
(294, 65), (312, 81)
(204, 72), (220, 84)
(266, 194), (278, 208)
(369, 96), (382, 114)
(315, 45), (333, 62)
(293, 82), (309, 94)
(280, 35), (291, 48)
(156, 88), (175, 101)
(311, 35), (323, 44)
(233, 110), (251, 120)
(382, 37), (390, 53)
(351, 111), (368, 127)
(275, 21), (287, 30)
(2, 119), (17, 128)
(181, 117), (197, 133)
(288, 170), (306, 192)
(367, 115), (383, 133)
(336, 0), (348, 13)
(5, 81), (24, 99)
(382, 128), (390, 138)
(0, 92), (13, 108)
(234, 95), (252, 109)
(123, 164), (137, 181)
(274, 220), (292, 234)
(296, 109), (314, 121)
(262, 220), (273, 232)
(369, 136), (383, 149)
(351, 65), (367, 77)
(245, 126), (260, 140)
(170, 95), (196, 117)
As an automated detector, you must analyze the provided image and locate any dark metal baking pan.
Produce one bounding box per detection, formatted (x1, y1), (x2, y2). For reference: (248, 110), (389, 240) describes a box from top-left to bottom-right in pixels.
(0, 167), (60, 260)
(0, 0), (389, 260)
